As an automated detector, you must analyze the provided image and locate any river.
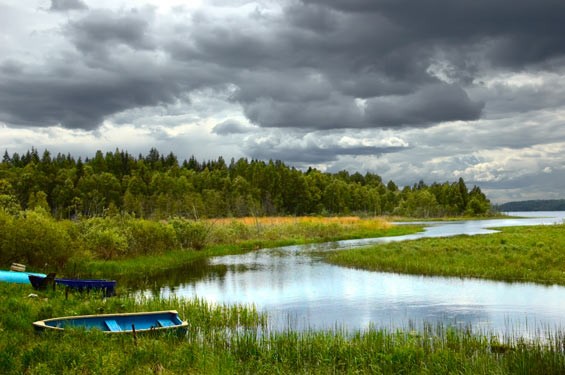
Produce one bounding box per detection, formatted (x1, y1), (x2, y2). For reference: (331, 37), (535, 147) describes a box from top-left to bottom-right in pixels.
(148, 212), (565, 336)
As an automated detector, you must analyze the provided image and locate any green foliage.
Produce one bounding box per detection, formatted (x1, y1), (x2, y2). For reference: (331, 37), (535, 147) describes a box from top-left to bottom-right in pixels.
(169, 217), (211, 250)
(0, 210), (15, 264)
(85, 226), (128, 261)
(0, 179), (21, 215)
(0, 148), (491, 219)
(0, 209), (71, 268)
(210, 220), (252, 244)
(27, 191), (49, 211)
(0, 194), (20, 215)
(126, 218), (177, 255)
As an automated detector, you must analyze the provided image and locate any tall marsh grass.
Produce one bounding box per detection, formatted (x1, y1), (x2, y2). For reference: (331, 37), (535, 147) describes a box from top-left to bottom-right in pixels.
(209, 216), (395, 244)
(1, 283), (563, 374)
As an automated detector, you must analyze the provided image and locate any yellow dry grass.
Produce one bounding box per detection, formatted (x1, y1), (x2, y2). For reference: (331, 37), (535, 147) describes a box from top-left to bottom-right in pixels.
(209, 216), (391, 229)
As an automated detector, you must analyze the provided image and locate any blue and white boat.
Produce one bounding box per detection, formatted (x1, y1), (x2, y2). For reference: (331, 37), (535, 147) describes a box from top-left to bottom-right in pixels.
(33, 310), (188, 333)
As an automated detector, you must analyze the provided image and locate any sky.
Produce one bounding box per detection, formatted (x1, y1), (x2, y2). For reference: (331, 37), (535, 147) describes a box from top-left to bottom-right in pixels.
(1, 0), (565, 203)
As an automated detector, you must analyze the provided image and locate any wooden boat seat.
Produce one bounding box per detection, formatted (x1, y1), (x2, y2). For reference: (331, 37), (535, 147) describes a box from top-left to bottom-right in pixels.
(105, 320), (122, 332)
(157, 319), (175, 327)
(10, 263), (26, 272)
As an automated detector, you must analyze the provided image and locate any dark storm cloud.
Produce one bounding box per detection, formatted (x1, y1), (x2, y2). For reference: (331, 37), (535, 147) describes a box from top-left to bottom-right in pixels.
(0, 58), (226, 129)
(49, 0), (88, 12)
(243, 95), (364, 129)
(66, 9), (155, 57)
(1, 0), (564, 132)
(0, 7), (228, 130)
(364, 84), (484, 127)
(303, 0), (565, 68)
(240, 83), (482, 129)
(248, 143), (407, 164)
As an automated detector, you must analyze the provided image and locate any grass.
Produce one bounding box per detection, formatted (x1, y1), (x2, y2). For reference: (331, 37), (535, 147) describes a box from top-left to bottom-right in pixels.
(3, 217), (564, 373)
(1, 283), (564, 374)
(207, 216), (406, 244)
(326, 224), (565, 285)
(66, 216), (423, 282)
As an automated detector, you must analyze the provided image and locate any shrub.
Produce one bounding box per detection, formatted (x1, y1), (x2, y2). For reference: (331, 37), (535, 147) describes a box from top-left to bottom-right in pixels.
(169, 218), (210, 250)
(208, 220), (251, 244)
(84, 226), (128, 260)
(8, 209), (72, 268)
(0, 210), (15, 265)
(125, 219), (177, 256)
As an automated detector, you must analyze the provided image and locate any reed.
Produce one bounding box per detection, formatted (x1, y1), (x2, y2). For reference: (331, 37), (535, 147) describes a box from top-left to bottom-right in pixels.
(208, 216), (399, 244)
(1, 283), (563, 374)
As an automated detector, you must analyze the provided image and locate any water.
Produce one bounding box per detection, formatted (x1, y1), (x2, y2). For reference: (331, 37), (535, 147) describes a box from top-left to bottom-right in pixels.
(146, 212), (565, 335)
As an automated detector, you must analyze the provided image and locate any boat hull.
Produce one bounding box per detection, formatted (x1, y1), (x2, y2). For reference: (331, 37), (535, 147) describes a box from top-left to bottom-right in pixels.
(28, 273), (57, 290)
(55, 278), (117, 296)
(33, 310), (188, 334)
(0, 270), (46, 284)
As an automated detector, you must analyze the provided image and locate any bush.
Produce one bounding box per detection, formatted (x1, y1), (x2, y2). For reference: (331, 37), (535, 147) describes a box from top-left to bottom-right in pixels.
(0, 210), (15, 265)
(126, 219), (177, 256)
(84, 226), (128, 260)
(169, 218), (210, 250)
(208, 220), (251, 244)
(7, 209), (72, 268)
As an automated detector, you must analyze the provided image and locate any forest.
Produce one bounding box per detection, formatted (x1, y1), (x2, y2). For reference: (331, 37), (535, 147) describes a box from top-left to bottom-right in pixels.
(0, 147), (491, 219)
(496, 199), (565, 212)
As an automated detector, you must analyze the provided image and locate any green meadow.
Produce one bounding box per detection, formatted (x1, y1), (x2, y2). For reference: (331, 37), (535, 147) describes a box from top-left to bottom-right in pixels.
(326, 224), (565, 285)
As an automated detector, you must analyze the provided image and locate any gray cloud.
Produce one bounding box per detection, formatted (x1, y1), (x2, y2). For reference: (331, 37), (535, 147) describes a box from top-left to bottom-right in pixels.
(2, 0), (565, 203)
(248, 142), (407, 165)
(243, 95), (364, 129)
(66, 9), (155, 57)
(49, 0), (88, 12)
(304, 0), (565, 69)
(5, 0), (561, 132)
(212, 119), (253, 135)
(0, 58), (222, 129)
(480, 167), (565, 203)
(364, 84), (484, 127)
(242, 128), (410, 165)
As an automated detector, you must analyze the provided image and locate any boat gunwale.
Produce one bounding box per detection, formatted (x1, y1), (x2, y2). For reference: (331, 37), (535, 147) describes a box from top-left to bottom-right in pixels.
(32, 309), (188, 333)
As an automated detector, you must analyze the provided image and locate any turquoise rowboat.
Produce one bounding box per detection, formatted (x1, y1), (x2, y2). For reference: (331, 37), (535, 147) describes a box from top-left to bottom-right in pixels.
(0, 269), (46, 284)
(33, 310), (188, 334)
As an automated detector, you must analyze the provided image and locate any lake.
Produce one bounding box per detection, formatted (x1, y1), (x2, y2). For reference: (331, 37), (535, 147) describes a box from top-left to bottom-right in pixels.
(144, 212), (565, 336)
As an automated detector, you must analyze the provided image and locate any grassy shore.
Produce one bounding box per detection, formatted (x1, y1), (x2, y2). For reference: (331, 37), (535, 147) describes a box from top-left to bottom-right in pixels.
(67, 216), (423, 281)
(326, 224), (565, 285)
(1, 283), (564, 374)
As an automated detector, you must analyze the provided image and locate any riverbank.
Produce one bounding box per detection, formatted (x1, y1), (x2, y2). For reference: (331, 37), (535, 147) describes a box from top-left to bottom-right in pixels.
(1, 283), (563, 374)
(325, 224), (565, 285)
(64, 216), (423, 281)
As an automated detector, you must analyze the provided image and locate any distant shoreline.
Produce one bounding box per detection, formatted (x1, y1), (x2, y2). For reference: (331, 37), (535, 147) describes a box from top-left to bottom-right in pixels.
(495, 199), (565, 212)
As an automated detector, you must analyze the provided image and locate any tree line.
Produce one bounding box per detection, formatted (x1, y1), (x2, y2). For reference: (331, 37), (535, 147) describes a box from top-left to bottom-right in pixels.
(496, 200), (565, 212)
(0, 147), (491, 219)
